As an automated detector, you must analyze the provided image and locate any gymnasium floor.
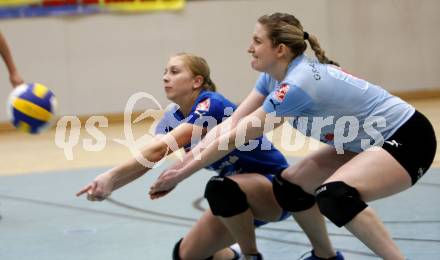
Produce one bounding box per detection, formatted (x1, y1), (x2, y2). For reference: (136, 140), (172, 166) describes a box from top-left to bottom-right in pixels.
(0, 98), (439, 259)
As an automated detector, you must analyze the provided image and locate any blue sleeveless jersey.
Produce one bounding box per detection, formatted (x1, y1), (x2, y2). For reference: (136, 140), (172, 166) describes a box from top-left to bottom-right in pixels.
(156, 91), (288, 176)
(255, 54), (415, 153)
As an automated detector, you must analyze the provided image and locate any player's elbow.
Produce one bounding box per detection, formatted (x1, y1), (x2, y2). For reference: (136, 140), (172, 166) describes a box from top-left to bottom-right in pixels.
(141, 143), (168, 163)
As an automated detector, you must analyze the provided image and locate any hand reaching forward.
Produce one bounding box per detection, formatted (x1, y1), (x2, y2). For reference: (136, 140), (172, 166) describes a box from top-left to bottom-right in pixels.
(76, 173), (114, 201)
(149, 169), (185, 200)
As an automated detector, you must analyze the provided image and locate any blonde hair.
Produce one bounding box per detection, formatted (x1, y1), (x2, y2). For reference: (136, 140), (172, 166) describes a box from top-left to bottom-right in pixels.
(258, 13), (339, 66)
(174, 52), (217, 92)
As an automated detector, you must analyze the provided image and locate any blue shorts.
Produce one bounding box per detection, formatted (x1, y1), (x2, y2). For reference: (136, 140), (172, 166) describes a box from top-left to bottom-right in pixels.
(253, 173), (291, 227)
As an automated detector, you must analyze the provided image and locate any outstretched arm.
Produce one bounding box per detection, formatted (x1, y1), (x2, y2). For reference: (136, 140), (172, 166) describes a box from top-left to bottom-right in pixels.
(149, 90), (267, 197)
(190, 89), (267, 158)
(150, 107), (282, 196)
(0, 32), (23, 87)
(76, 123), (199, 201)
(165, 90), (267, 172)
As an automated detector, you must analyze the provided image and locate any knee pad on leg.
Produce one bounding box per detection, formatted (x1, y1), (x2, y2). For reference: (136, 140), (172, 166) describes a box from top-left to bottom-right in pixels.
(204, 176), (248, 217)
(315, 181), (368, 227)
(272, 175), (315, 212)
(172, 238), (183, 260)
(173, 238), (213, 260)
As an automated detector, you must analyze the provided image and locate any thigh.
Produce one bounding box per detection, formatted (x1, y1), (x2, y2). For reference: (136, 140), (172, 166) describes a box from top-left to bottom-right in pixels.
(281, 145), (356, 194)
(180, 210), (234, 259)
(229, 173), (283, 222)
(324, 147), (412, 202)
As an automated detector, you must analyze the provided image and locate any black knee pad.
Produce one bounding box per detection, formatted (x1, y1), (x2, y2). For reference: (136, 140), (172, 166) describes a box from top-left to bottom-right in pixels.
(315, 181), (368, 227)
(172, 238), (183, 260)
(272, 175), (315, 212)
(204, 176), (248, 217)
(173, 238), (213, 260)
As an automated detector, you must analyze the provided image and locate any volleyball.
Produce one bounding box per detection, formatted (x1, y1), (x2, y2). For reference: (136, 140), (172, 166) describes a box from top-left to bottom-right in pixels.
(6, 83), (57, 134)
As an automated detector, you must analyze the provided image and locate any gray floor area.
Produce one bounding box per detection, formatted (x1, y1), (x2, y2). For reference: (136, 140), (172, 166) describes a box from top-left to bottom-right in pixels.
(0, 159), (439, 260)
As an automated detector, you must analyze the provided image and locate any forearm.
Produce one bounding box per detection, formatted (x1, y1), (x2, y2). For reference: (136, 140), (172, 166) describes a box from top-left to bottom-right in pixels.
(0, 34), (18, 74)
(106, 142), (170, 191)
(160, 129), (236, 186)
(228, 90), (266, 128)
(182, 108), (269, 175)
(2, 55), (18, 74)
(178, 92), (265, 169)
(107, 160), (149, 191)
(182, 132), (237, 176)
(171, 118), (230, 171)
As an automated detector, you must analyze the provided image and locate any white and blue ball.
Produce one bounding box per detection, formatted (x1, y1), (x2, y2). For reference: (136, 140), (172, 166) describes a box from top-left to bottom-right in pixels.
(7, 83), (57, 134)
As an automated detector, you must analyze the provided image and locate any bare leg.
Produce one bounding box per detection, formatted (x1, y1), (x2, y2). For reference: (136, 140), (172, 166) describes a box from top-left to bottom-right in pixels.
(219, 209), (258, 255)
(180, 173), (285, 259)
(282, 146), (356, 257)
(324, 148), (412, 259)
(179, 210), (235, 259)
(213, 248), (236, 260)
(217, 173), (286, 256)
(345, 208), (404, 260)
(293, 204), (336, 258)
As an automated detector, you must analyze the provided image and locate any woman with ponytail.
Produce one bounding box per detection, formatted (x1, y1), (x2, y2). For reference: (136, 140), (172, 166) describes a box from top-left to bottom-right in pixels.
(151, 13), (436, 260)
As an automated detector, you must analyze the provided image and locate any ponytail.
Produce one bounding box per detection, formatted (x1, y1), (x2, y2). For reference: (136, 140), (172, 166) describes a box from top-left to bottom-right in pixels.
(203, 78), (217, 92)
(306, 33), (339, 66)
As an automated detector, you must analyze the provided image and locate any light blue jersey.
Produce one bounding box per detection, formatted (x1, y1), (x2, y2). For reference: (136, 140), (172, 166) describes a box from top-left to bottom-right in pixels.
(256, 54), (415, 153)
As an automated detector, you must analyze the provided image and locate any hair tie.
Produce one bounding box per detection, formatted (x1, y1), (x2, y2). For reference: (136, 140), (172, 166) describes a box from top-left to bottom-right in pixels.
(303, 31), (309, 40)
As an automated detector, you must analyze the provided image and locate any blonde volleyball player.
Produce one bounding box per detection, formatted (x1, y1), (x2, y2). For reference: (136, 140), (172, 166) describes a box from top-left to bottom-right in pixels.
(78, 53), (341, 259)
(0, 31), (24, 87)
(150, 13), (436, 260)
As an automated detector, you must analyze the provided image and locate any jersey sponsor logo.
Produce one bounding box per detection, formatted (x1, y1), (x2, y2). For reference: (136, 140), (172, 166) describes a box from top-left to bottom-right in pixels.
(274, 84), (289, 102)
(308, 61), (321, 80)
(194, 99), (211, 116)
(196, 98), (211, 111)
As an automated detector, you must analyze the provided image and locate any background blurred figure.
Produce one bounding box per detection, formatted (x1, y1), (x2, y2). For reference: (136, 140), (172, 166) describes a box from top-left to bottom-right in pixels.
(0, 31), (24, 88)
(0, 30), (25, 220)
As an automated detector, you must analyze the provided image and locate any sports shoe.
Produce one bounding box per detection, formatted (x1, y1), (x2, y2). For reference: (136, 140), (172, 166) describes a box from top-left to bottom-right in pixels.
(300, 250), (344, 260)
(239, 252), (263, 260)
(230, 243), (241, 260)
